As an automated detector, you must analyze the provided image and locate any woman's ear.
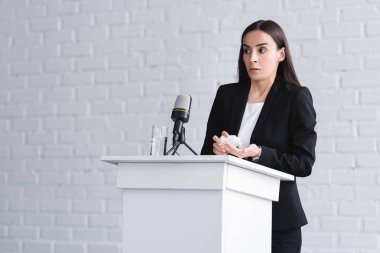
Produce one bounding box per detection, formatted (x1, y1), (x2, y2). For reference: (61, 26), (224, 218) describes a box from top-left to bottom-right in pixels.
(278, 47), (286, 62)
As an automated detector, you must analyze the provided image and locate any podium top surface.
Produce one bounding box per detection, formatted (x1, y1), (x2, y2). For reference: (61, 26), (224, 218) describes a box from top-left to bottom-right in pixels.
(101, 155), (294, 181)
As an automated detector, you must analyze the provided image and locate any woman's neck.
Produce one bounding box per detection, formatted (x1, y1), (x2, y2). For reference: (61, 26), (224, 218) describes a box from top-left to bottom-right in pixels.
(247, 76), (275, 103)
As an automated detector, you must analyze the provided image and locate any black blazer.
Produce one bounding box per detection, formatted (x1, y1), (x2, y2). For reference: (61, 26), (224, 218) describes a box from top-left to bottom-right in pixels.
(201, 77), (317, 231)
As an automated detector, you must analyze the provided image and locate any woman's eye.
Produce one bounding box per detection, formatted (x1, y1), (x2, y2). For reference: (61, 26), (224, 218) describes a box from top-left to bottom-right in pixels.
(243, 48), (251, 54)
(258, 47), (267, 54)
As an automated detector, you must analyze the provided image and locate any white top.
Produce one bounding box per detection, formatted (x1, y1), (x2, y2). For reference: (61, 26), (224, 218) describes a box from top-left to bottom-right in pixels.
(238, 102), (264, 149)
(101, 155), (294, 181)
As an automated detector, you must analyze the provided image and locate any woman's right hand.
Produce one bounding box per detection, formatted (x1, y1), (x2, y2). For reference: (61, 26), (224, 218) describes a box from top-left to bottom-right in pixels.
(212, 131), (229, 155)
(212, 135), (226, 155)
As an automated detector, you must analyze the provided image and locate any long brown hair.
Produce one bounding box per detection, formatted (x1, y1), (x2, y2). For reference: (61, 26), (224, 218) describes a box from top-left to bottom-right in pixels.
(238, 20), (300, 86)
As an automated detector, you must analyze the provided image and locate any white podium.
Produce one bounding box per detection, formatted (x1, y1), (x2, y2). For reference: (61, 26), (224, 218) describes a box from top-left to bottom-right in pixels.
(101, 155), (294, 253)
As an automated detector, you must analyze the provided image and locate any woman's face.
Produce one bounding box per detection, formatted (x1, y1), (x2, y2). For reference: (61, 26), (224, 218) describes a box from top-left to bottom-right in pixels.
(242, 30), (285, 83)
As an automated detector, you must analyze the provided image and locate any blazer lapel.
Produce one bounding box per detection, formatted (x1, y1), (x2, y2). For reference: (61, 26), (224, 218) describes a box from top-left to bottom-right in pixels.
(229, 80), (250, 135)
(250, 77), (283, 142)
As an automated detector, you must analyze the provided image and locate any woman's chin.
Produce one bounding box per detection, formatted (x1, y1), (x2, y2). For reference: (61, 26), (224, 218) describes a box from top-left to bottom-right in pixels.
(249, 74), (265, 81)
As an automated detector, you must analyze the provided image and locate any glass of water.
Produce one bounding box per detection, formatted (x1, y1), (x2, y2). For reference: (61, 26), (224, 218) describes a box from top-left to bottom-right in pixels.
(150, 125), (168, 156)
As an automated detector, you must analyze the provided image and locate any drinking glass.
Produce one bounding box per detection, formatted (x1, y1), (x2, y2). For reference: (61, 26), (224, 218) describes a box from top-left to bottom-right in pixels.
(150, 125), (168, 156)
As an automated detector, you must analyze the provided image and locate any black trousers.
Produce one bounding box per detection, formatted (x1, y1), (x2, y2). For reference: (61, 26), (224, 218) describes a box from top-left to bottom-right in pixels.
(272, 227), (302, 253)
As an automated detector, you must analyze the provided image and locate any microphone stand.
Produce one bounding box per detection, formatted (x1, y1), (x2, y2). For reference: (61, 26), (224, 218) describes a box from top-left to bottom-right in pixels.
(165, 127), (198, 155)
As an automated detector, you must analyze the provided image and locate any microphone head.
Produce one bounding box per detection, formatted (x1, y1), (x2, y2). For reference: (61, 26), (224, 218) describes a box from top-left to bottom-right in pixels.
(171, 95), (192, 123)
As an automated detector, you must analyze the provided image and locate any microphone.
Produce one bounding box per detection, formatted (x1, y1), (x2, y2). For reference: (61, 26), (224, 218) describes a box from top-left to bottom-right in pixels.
(171, 95), (192, 145)
(165, 95), (197, 155)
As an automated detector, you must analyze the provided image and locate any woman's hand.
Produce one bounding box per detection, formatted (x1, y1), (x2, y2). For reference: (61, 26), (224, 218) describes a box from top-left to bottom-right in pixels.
(212, 131), (261, 159)
(240, 144), (261, 159)
(212, 131), (230, 155)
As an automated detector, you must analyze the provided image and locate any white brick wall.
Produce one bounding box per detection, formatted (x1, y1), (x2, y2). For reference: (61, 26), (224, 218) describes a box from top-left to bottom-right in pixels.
(1, 0), (380, 252)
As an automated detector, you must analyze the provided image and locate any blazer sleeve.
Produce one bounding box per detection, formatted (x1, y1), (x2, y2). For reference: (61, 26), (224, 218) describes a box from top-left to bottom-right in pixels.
(200, 87), (224, 155)
(256, 87), (317, 177)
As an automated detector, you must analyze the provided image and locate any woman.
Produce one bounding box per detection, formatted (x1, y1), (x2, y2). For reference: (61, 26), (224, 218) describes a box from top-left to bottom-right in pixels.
(201, 20), (317, 253)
